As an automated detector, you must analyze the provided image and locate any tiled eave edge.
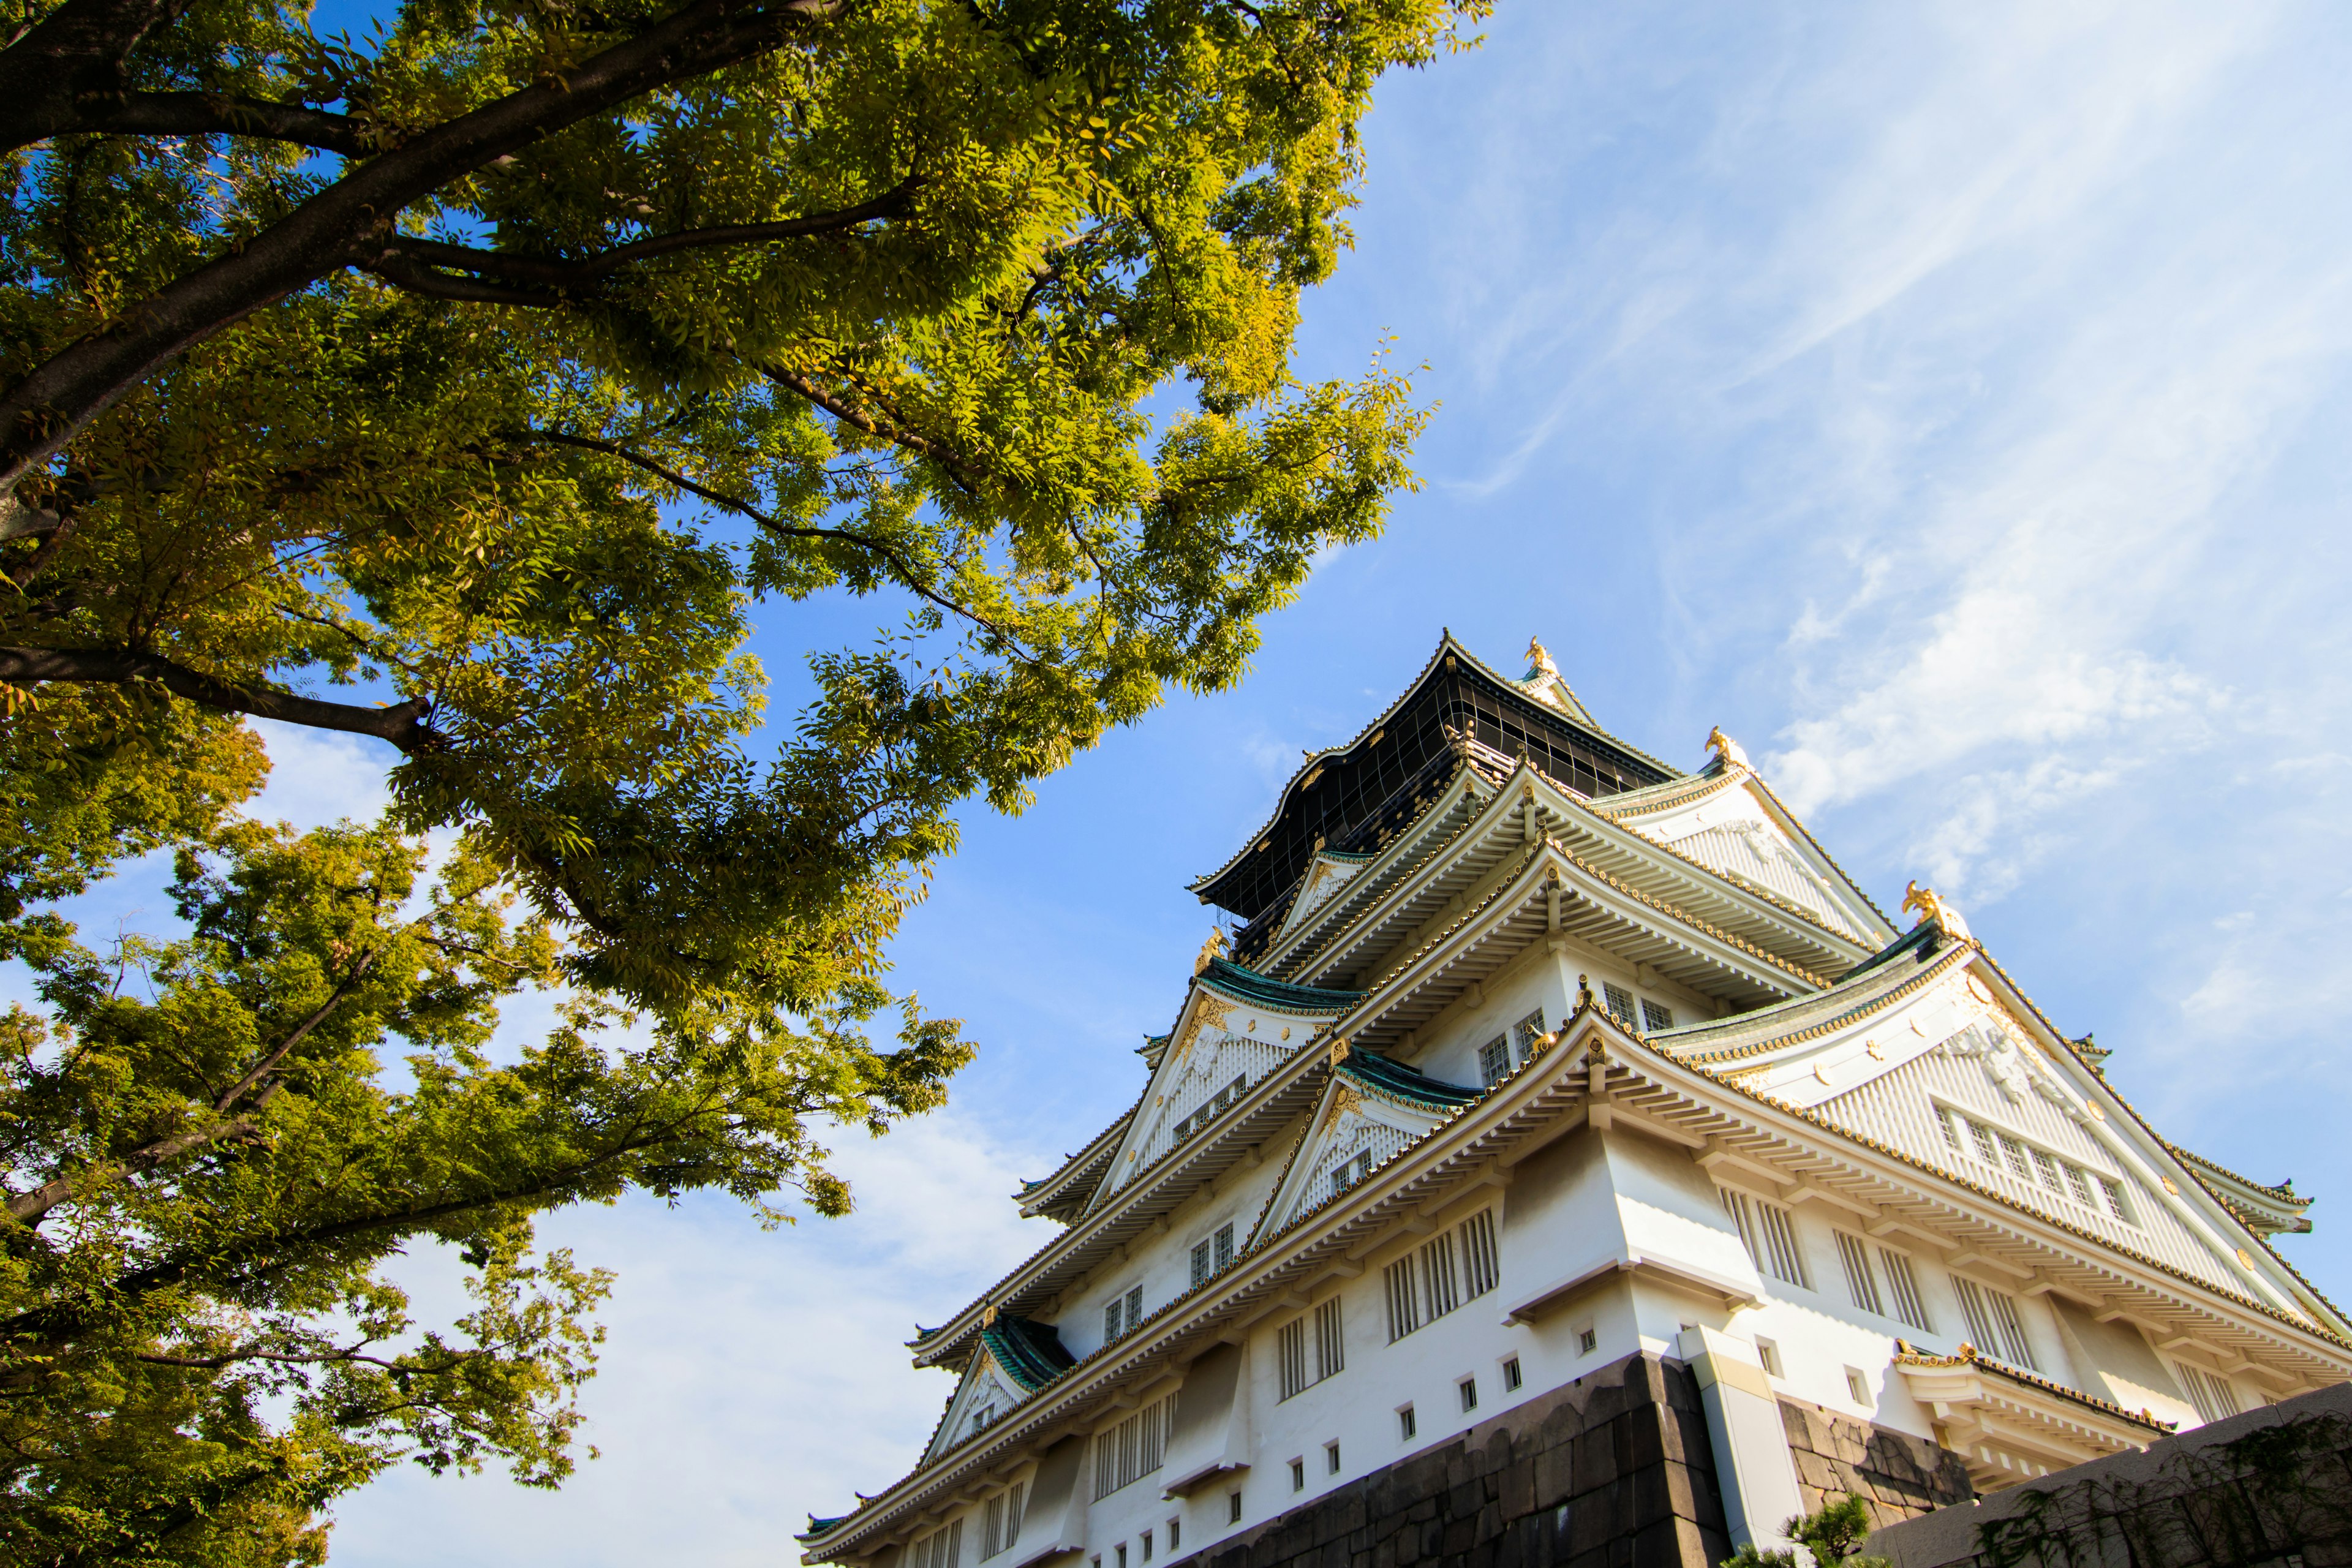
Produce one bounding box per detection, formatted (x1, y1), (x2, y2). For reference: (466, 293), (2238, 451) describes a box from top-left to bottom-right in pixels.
(1661, 1037), (2352, 1357)
(1284, 767), (1855, 999)
(1961, 944), (2352, 1340)
(810, 1013), (2351, 1560)
(1010, 1106), (1135, 1221)
(2167, 1142), (2302, 1207)
(1657, 938), (1975, 1068)
(1890, 1348), (2176, 1434)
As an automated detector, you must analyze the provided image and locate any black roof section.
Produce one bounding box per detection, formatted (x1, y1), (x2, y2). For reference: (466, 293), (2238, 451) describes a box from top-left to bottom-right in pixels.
(1193, 635), (1679, 922)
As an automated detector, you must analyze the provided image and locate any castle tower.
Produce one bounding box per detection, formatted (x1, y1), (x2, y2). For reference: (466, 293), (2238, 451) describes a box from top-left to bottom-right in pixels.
(801, 634), (2343, 1568)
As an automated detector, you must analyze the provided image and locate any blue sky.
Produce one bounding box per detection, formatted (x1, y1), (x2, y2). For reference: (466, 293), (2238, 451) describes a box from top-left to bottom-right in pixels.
(43, 3), (2352, 1561)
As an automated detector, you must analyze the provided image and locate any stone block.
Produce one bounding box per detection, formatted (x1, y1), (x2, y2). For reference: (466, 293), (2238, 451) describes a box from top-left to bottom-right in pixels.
(1499, 1457), (1536, 1520)
(1572, 1431), (1620, 1497)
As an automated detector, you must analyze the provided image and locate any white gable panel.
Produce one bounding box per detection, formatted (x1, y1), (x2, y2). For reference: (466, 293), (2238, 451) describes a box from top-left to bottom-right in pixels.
(1254, 1094), (1430, 1244)
(924, 1353), (1027, 1463)
(1095, 1030), (1291, 1207)
(1277, 852), (1371, 939)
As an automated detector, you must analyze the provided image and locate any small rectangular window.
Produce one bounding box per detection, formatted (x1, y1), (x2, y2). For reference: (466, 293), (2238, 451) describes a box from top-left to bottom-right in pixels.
(1936, 1105), (1962, 1151)
(2065, 1164), (2095, 1206)
(1880, 1248), (1934, 1333)
(1459, 1378), (1478, 1412)
(1640, 998), (1675, 1031)
(1845, 1366), (1871, 1404)
(1997, 1133), (2033, 1181)
(1140, 1530), (1153, 1562)
(1167, 1520), (1180, 1551)
(1214, 1222), (1235, 1271)
(1725, 1189), (1810, 1289)
(914, 1521), (965, 1568)
(2177, 1363), (2239, 1425)
(1420, 1231), (1461, 1322)
(1836, 1232), (1884, 1317)
(2098, 1175), (2133, 1223)
(1502, 1355), (1523, 1392)
(1577, 1326), (1597, 1355)
(1229, 1490), (1243, 1524)
(1325, 1441), (1341, 1475)
(2030, 1148), (2065, 1191)
(1602, 982), (1635, 1024)
(1755, 1337), (1782, 1378)
(1478, 1036), (1510, 1087)
(1953, 1276), (2038, 1370)
(1115, 1544), (1126, 1568)
(1398, 1405), (1417, 1440)
(1277, 1319), (1308, 1401)
(1191, 1238), (1212, 1289)
(1969, 1120), (2000, 1166)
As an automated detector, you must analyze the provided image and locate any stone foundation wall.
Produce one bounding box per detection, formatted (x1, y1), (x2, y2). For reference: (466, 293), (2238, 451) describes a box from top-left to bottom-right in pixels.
(1183, 1352), (1733, 1568)
(1777, 1400), (1976, 1531)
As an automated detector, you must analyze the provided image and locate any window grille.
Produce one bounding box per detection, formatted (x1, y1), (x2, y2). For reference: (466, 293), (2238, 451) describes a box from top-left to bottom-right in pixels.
(1329, 1150), (1372, 1200)
(1091, 1398), (1174, 1499)
(1881, 1248), (1934, 1332)
(1724, 1188), (1807, 1288)
(1502, 1355), (1522, 1391)
(1640, 998), (1675, 1031)
(1953, 1276), (2038, 1370)
(981, 1484), (1025, 1559)
(1478, 1036), (1510, 1087)
(1215, 1222), (1235, 1272)
(914, 1520), (964, 1568)
(1314, 1297), (1346, 1381)
(1189, 1223), (1236, 1289)
(2030, 1148), (2065, 1191)
(2098, 1175), (2133, 1223)
(1103, 1284), (1143, 1344)
(1191, 1238), (1213, 1289)
(1936, 1106), (1962, 1151)
(1602, 982), (1635, 1024)
(2176, 1363), (2239, 1424)
(1996, 1133), (2033, 1181)
(1968, 1119), (1999, 1165)
(2065, 1164), (2095, 1206)
(1512, 1009), (1548, 1062)
(1277, 1318), (1309, 1400)
(1836, 1232), (1883, 1316)
(1458, 1378), (1478, 1412)
(1384, 1254), (1420, 1343)
(1460, 1208), (1501, 1299)
(1421, 1231), (1462, 1322)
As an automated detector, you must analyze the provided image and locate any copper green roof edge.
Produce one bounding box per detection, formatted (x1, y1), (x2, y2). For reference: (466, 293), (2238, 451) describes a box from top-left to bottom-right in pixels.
(1198, 956), (1366, 1012)
(804, 1515), (852, 1539)
(1185, 632), (1683, 895)
(982, 1317), (1075, 1392)
(1891, 1348), (2176, 1432)
(1649, 929), (1961, 1066)
(1961, 944), (2352, 1338)
(1340, 1049), (1481, 1111)
(1835, 918), (1943, 981)
(1673, 1045), (2352, 1353)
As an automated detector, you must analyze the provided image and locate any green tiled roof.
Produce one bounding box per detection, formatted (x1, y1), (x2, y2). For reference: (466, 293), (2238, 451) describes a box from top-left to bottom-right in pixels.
(807, 1515), (850, 1536)
(1340, 1050), (1480, 1111)
(1835, 918), (1941, 982)
(982, 1316), (1074, 1392)
(1197, 956), (1365, 1013)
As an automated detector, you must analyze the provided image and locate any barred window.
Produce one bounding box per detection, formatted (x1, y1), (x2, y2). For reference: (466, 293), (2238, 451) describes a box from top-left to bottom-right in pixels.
(1277, 1317), (1309, 1400)
(1640, 998), (1675, 1032)
(914, 1520), (964, 1568)
(2030, 1148), (2065, 1192)
(980, 1484), (1025, 1559)
(1280, 1297), (1346, 1396)
(1189, 1223), (1237, 1289)
(1880, 1248), (1934, 1333)
(2065, 1164), (2095, 1207)
(1968, 1118), (2000, 1166)
(2176, 1363), (2239, 1425)
(1091, 1398), (1174, 1499)
(1936, 1106), (1962, 1152)
(1421, 1231), (1462, 1321)
(1460, 1208), (1501, 1299)
(1314, 1297), (1345, 1381)
(1996, 1134), (2033, 1182)
(2097, 1175), (2134, 1224)
(1215, 1221), (1235, 1272)
(1383, 1253), (1420, 1343)
(1602, 982), (1635, 1025)
(1723, 1188), (1808, 1289)
(1835, 1232), (1883, 1316)
(1104, 1284), (1143, 1344)
(1478, 1036), (1510, 1087)
(1191, 1238), (1212, 1289)
(1953, 1276), (2037, 1370)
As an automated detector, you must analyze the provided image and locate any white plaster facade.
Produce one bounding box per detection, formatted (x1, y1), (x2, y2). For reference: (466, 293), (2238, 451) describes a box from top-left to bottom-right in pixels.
(802, 635), (2346, 1568)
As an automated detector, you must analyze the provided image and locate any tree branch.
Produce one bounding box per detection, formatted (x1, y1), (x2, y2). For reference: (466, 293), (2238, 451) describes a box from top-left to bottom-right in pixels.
(0, 0), (184, 157)
(51, 90), (377, 154)
(0, 644), (438, 750)
(379, 179), (916, 292)
(511, 427), (1039, 660)
(764, 366), (984, 494)
(0, 0), (852, 507)
(5, 1114), (260, 1224)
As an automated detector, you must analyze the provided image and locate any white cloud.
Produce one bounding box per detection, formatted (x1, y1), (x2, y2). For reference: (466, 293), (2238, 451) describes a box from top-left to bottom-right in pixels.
(242, 718), (398, 830)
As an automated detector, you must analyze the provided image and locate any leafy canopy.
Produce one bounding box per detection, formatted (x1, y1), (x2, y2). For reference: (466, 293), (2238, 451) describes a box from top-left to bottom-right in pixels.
(0, 0), (1480, 1559)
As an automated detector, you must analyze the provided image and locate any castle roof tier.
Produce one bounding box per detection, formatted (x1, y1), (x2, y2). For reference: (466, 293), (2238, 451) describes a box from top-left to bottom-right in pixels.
(805, 636), (2346, 1568)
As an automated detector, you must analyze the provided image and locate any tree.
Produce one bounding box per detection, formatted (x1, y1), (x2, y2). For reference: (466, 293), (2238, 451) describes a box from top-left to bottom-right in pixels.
(0, 0), (1477, 1559)
(1721, 1495), (1893, 1568)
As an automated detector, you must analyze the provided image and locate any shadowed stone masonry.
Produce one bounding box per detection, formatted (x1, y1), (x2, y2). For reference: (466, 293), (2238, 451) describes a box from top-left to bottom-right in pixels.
(1179, 1353), (1983, 1568)
(1778, 1400), (1975, 1531)
(1184, 1353), (1729, 1568)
